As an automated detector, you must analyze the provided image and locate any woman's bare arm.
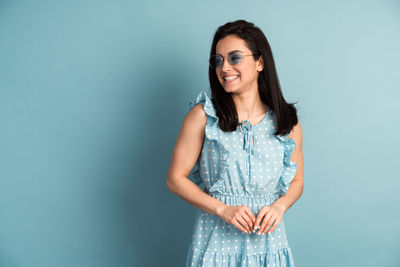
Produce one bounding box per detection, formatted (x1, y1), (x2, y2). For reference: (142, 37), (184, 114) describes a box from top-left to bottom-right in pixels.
(166, 104), (227, 216)
(272, 121), (304, 213)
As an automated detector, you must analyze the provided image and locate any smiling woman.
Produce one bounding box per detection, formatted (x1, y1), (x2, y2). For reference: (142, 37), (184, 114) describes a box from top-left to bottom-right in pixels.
(166, 19), (304, 267)
(213, 37), (263, 97)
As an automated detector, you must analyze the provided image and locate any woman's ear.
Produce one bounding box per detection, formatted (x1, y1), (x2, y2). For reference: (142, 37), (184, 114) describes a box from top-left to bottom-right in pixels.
(256, 56), (264, 72)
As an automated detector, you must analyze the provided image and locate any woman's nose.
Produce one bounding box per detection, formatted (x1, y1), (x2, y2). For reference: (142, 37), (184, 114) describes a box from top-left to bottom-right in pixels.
(221, 57), (232, 71)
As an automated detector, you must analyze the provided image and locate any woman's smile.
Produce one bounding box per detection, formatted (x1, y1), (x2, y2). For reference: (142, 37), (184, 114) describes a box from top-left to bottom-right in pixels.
(223, 74), (240, 83)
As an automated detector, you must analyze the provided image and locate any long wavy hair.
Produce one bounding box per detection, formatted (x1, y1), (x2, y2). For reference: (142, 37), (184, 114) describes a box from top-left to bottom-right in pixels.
(208, 19), (298, 136)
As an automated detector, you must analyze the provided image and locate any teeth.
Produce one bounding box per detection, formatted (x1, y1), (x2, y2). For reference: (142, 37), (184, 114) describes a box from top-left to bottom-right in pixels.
(224, 75), (238, 81)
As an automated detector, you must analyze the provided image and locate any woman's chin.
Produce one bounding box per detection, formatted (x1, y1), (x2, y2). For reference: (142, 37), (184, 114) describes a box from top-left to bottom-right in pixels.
(223, 86), (240, 94)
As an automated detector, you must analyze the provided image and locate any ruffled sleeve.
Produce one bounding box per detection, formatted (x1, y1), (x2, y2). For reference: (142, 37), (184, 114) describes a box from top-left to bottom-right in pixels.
(189, 89), (219, 126)
(274, 133), (298, 196)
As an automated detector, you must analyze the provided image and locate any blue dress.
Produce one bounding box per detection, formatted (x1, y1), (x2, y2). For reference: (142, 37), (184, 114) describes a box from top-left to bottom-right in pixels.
(185, 89), (298, 267)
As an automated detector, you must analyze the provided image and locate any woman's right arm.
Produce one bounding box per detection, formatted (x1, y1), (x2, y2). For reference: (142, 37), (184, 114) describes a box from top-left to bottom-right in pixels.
(166, 104), (256, 233)
(166, 103), (227, 216)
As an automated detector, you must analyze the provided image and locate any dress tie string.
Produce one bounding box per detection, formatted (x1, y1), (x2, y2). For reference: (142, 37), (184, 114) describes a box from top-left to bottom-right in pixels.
(240, 120), (253, 181)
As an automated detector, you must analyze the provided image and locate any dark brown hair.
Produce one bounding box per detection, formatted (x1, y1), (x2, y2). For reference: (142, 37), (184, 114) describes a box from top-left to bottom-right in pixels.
(209, 19), (298, 136)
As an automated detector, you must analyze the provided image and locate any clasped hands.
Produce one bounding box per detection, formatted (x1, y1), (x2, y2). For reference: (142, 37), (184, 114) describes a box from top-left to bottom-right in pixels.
(217, 204), (286, 235)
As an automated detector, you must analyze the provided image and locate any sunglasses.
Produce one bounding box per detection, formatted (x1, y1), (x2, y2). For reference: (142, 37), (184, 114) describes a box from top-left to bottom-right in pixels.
(209, 51), (256, 69)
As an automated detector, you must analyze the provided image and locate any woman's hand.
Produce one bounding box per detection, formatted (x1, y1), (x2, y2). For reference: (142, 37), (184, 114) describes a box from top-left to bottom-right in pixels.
(216, 204), (256, 233)
(253, 204), (285, 235)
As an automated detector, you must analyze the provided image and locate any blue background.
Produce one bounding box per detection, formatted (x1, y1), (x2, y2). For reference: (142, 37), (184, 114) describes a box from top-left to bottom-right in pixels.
(1, 0), (399, 266)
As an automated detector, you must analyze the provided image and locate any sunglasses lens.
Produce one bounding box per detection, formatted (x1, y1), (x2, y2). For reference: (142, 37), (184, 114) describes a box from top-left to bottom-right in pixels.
(229, 53), (242, 65)
(209, 55), (222, 69)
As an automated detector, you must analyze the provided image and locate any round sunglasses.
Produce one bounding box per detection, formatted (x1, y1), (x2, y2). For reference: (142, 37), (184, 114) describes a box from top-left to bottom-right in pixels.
(209, 51), (256, 69)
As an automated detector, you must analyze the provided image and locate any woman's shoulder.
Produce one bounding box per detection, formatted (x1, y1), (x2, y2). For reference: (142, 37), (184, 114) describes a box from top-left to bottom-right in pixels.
(188, 89), (219, 126)
(180, 94), (208, 140)
(185, 102), (207, 127)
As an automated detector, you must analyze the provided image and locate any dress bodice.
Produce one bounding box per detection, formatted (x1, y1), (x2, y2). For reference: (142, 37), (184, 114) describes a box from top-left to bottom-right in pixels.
(188, 89), (297, 198)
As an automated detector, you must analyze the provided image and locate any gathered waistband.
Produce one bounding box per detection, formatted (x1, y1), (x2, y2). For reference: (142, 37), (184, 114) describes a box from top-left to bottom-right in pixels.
(207, 191), (281, 208)
(209, 191), (280, 199)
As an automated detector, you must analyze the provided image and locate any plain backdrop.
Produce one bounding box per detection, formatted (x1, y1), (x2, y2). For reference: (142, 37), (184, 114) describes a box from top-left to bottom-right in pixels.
(1, 0), (399, 266)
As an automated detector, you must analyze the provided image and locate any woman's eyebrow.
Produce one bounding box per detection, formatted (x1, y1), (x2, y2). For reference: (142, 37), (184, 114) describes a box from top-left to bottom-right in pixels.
(215, 49), (245, 55)
(229, 50), (245, 54)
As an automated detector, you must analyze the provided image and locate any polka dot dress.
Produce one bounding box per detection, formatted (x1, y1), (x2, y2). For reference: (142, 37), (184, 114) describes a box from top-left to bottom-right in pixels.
(185, 89), (298, 267)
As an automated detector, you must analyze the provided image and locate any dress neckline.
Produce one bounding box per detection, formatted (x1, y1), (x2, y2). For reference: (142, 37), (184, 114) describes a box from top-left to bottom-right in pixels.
(238, 108), (270, 128)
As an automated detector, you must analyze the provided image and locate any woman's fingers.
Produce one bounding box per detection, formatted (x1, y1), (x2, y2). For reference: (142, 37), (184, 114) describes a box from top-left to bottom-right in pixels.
(254, 205), (285, 235)
(266, 216), (282, 234)
(258, 211), (273, 234)
(240, 209), (255, 231)
(232, 206), (256, 233)
(244, 207), (256, 226)
(236, 215), (252, 233)
(259, 213), (276, 234)
(219, 204), (258, 234)
(254, 206), (268, 232)
(231, 218), (248, 233)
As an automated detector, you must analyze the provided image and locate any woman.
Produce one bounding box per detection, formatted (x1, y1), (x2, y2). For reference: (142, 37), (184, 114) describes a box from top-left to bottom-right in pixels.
(166, 19), (304, 266)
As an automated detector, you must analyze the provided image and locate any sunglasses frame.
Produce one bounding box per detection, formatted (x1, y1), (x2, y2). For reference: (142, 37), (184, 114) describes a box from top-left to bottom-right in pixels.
(209, 51), (256, 69)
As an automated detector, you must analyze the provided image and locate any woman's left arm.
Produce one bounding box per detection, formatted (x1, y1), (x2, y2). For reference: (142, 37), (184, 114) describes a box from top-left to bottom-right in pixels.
(273, 120), (304, 213)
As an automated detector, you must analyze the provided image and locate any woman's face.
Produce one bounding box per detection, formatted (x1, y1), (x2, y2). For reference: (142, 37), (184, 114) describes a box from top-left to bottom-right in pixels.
(214, 34), (263, 94)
